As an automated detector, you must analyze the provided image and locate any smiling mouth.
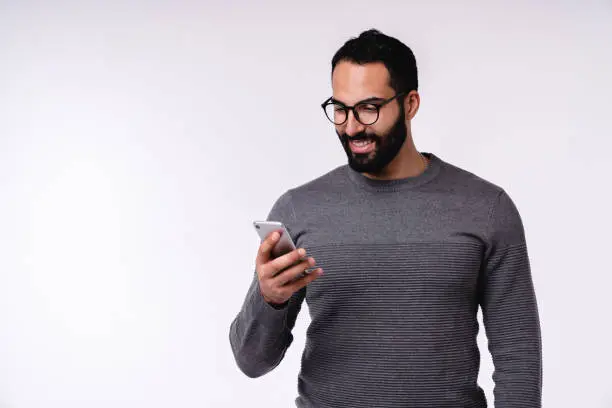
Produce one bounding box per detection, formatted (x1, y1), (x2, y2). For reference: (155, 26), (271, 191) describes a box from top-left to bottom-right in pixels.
(349, 138), (375, 153)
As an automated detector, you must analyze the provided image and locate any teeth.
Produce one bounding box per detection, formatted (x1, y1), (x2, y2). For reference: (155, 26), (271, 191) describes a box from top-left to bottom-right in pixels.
(353, 140), (371, 146)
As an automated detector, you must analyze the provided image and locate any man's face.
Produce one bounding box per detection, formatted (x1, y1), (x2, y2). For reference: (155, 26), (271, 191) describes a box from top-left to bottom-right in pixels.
(331, 61), (407, 174)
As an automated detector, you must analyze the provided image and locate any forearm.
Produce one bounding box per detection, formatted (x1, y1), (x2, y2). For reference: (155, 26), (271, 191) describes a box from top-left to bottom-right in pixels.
(487, 310), (541, 407)
(229, 277), (300, 378)
(482, 243), (542, 407)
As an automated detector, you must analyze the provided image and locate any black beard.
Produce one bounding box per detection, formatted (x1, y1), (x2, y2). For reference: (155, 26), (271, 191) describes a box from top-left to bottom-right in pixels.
(336, 111), (407, 174)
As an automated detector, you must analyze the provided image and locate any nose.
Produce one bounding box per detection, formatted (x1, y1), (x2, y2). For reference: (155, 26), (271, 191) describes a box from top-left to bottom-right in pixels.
(344, 109), (366, 137)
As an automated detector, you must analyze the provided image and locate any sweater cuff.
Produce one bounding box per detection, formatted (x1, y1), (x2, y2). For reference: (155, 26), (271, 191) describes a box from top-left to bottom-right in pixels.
(249, 287), (289, 329)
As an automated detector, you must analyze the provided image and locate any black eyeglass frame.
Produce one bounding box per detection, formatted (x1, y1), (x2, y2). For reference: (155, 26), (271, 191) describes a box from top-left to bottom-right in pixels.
(321, 92), (407, 125)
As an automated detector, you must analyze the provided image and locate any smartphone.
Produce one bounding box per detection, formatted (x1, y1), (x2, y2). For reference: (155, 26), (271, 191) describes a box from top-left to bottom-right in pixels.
(253, 220), (296, 258)
(253, 220), (314, 273)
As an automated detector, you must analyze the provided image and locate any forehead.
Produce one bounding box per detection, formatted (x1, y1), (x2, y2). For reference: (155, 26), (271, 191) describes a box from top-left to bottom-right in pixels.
(331, 61), (394, 103)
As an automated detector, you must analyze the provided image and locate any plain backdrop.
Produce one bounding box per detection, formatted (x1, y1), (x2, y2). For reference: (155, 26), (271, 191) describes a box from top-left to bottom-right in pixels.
(1, 1), (611, 407)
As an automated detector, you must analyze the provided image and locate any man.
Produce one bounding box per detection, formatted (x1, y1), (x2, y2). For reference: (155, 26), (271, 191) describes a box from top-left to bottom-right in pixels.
(229, 29), (542, 408)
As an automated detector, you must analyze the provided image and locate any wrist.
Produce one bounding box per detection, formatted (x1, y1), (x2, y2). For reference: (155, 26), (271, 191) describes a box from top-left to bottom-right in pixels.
(261, 291), (288, 309)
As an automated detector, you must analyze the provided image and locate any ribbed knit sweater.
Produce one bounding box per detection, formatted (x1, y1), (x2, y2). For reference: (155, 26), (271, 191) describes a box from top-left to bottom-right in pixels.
(229, 153), (542, 408)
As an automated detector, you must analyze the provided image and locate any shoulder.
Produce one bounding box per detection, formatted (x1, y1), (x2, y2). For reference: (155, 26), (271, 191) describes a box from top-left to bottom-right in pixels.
(434, 155), (525, 242)
(283, 164), (351, 206)
(436, 156), (505, 200)
(267, 164), (348, 217)
(438, 158), (521, 213)
(289, 165), (349, 194)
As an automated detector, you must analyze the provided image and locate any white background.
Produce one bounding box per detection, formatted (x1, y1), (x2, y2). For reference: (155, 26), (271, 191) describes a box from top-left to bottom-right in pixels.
(1, 1), (611, 407)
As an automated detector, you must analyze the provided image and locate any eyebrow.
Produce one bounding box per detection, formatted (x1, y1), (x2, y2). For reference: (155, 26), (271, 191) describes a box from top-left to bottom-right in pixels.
(331, 96), (386, 105)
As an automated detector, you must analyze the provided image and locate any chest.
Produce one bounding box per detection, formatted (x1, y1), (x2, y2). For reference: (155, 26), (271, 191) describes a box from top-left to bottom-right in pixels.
(292, 205), (487, 312)
(302, 241), (483, 308)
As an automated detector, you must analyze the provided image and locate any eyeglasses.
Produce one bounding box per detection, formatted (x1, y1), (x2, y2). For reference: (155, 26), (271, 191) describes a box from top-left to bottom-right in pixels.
(321, 92), (406, 125)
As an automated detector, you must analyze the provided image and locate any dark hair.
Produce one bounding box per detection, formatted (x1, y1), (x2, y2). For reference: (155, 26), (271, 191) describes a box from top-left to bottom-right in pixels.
(331, 29), (418, 94)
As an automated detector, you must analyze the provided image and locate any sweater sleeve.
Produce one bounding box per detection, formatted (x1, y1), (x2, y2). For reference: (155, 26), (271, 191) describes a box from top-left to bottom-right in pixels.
(479, 190), (542, 407)
(229, 190), (307, 378)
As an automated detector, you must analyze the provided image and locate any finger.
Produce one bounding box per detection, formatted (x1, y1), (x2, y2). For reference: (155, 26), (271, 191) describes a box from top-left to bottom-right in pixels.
(265, 247), (307, 278)
(255, 229), (281, 269)
(261, 247), (306, 280)
(273, 257), (316, 286)
(283, 267), (323, 293)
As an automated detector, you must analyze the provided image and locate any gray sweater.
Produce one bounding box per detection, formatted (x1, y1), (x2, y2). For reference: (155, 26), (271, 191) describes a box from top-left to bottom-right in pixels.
(229, 153), (542, 408)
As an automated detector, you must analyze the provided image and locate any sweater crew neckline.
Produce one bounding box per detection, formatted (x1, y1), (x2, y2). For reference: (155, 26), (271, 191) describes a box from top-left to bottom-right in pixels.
(346, 152), (442, 192)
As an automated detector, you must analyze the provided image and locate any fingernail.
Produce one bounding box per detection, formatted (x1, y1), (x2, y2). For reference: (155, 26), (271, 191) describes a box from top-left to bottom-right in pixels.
(298, 248), (306, 256)
(272, 232), (279, 240)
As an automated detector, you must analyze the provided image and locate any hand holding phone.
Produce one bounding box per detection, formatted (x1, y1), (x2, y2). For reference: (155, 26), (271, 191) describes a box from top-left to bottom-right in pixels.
(253, 221), (323, 306)
(253, 221), (298, 259)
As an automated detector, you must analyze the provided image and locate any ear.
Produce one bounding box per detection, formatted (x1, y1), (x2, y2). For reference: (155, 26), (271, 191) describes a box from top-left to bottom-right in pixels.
(404, 90), (420, 120)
